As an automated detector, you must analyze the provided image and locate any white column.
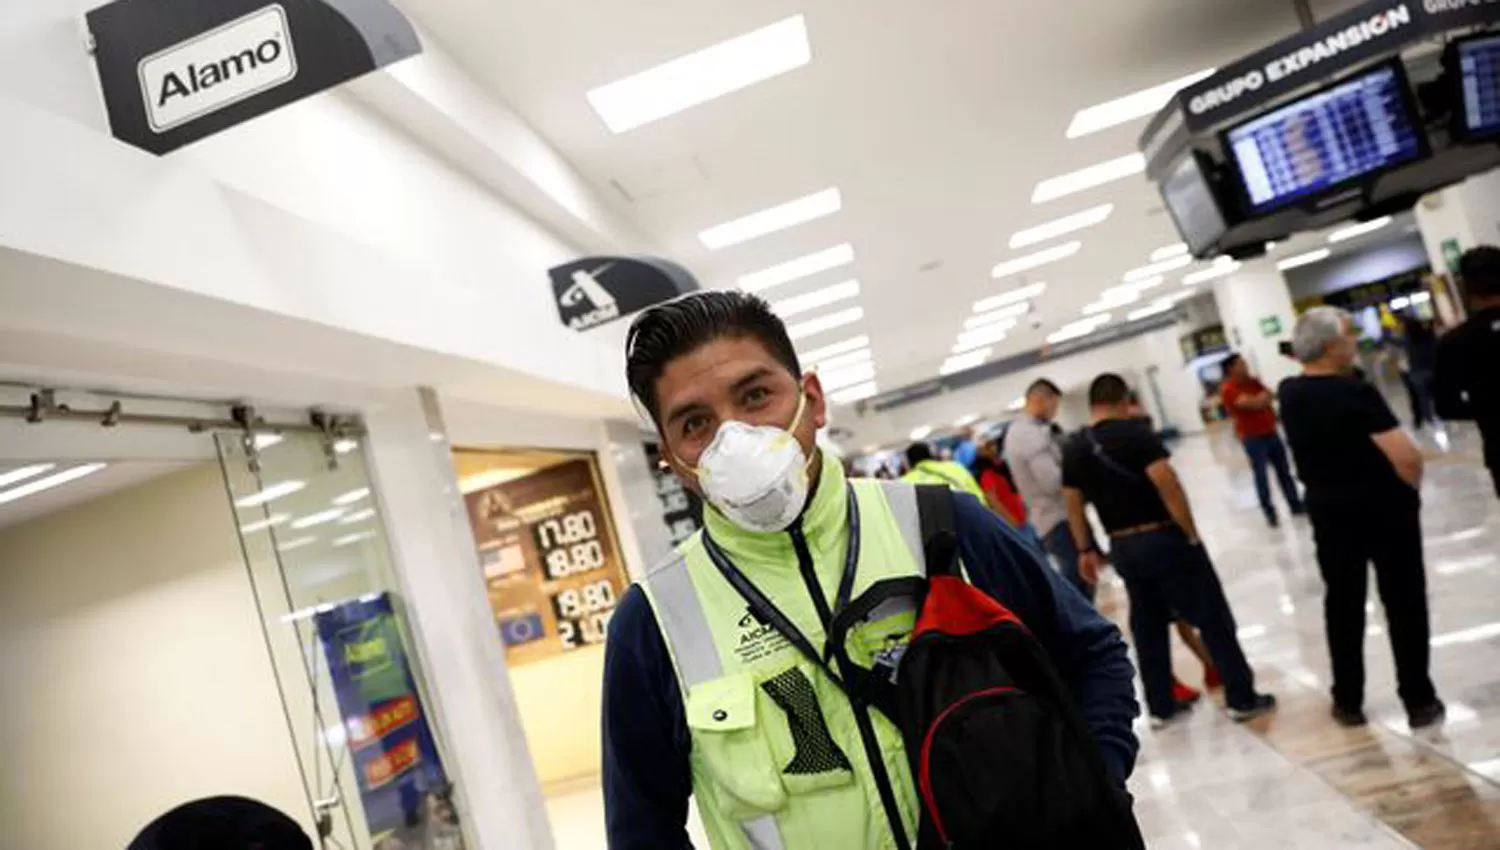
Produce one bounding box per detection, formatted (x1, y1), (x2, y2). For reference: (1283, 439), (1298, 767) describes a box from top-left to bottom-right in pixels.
(1415, 167), (1500, 274)
(1212, 257), (1300, 387)
(362, 388), (555, 850)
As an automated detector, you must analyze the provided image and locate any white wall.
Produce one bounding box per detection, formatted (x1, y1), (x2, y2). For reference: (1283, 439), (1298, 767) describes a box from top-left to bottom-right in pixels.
(0, 464), (310, 850)
(840, 325), (1207, 447)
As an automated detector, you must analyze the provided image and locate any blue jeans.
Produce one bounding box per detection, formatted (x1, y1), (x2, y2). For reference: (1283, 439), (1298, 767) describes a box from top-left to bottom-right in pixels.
(1111, 528), (1259, 718)
(1243, 433), (1303, 521)
(1042, 522), (1096, 604)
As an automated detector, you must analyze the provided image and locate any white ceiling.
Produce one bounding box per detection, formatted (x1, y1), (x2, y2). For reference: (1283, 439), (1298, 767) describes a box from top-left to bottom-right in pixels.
(408, 0), (1374, 396)
(0, 461), (193, 531)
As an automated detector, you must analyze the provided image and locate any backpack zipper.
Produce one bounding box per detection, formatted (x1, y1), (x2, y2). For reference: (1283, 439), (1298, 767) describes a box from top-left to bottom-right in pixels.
(918, 685), (1019, 846)
(789, 522), (911, 850)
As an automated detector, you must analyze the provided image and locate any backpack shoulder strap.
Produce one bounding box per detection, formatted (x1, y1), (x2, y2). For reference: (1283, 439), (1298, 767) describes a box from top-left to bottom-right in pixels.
(914, 484), (960, 578)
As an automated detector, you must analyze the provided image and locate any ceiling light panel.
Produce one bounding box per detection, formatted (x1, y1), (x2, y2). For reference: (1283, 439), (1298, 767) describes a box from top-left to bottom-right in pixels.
(0, 463), (107, 507)
(829, 381), (878, 405)
(771, 280), (860, 318)
(1277, 248), (1331, 271)
(738, 243), (854, 293)
(1032, 154), (1145, 204)
(586, 15), (812, 133)
(1009, 204), (1114, 249)
(1327, 216), (1393, 243)
(699, 188), (841, 249)
(819, 361), (877, 392)
(954, 323), (1012, 351)
(1123, 254), (1193, 282)
(1182, 259), (1242, 285)
(0, 463), (54, 489)
(810, 347), (872, 372)
(941, 349), (991, 376)
(787, 306), (863, 341)
(1083, 290), (1139, 314)
(1065, 69), (1217, 138)
(974, 282), (1047, 313)
(964, 305), (1028, 330)
(1128, 300), (1176, 321)
(800, 334), (869, 364)
(235, 480), (307, 508)
(991, 242), (1081, 279)
(1150, 243), (1189, 262)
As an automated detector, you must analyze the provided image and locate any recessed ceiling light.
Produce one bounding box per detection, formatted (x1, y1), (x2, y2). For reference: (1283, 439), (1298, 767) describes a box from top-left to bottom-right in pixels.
(739, 243), (855, 293)
(332, 487), (370, 506)
(1128, 300), (1176, 321)
(941, 349), (991, 376)
(771, 279), (860, 318)
(253, 433), (284, 450)
(1009, 204), (1114, 249)
(786, 306), (863, 340)
(334, 531), (378, 547)
(1046, 326), (1098, 345)
(1050, 315), (1111, 343)
(333, 439), (359, 454)
(699, 188), (841, 249)
(964, 303), (1029, 330)
(1328, 216), (1393, 244)
(829, 380), (878, 405)
(991, 242), (1081, 279)
(1277, 248), (1331, 271)
(240, 513), (291, 534)
(1006, 397), (1026, 412)
(339, 508), (377, 525)
(0, 462), (107, 506)
(1065, 69), (1217, 138)
(810, 347), (872, 372)
(819, 360), (877, 392)
(235, 480), (307, 508)
(1123, 254), (1193, 282)
(1083, 290), (1139, 314)
(974, 282), (1047, 313)
(954, 324), (1012, 352)
(1182, 259), (1242, 285)
(292, 508), (348, 530)
(1150, 243), (1190, 262)
(910, 425), (934, 440)
(1129, 276), (1167, 292)
(277, 536), (318, 553)
(1032, 154), (1145, 204)
(800, 334), (869, 364)
(0, 463), (54, 489)
(586, 15), (812, 133)
(955, 413), (981, 427)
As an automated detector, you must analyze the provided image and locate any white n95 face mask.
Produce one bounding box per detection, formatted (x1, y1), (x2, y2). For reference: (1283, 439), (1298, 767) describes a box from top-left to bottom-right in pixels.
(685, 393), (813, 533)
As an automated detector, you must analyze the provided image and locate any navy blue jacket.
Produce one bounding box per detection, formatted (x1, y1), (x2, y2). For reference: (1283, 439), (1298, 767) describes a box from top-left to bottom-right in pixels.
(601, 493), (1140, 849)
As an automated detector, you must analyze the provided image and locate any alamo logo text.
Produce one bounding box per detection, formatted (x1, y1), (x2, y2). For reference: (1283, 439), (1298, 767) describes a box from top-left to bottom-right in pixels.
(137, 4), (298, 133)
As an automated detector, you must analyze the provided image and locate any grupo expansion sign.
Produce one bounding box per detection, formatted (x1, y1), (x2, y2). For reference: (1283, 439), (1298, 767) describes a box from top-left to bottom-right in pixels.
(1178, 0), (1500, 131)
(86, 0), (421, 154)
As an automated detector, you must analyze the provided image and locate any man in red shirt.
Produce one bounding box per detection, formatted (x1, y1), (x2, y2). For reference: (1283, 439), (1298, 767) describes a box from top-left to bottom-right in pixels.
(1221, 353), (1306, 527)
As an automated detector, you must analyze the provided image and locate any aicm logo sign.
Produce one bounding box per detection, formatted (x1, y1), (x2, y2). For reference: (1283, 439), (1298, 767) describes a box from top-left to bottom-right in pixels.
(557, 262), (623, 330)
(137, 4), (298, 134)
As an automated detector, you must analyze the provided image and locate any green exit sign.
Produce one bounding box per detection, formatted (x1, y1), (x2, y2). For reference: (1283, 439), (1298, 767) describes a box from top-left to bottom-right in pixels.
(1259, 316), (1283, 337)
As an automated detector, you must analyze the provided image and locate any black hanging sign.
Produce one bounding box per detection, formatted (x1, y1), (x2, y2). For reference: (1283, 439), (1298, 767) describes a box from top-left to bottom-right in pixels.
(549, 255), (700, 331)
(86, 0), (421, 155)
(1178, 0), (1500, 132)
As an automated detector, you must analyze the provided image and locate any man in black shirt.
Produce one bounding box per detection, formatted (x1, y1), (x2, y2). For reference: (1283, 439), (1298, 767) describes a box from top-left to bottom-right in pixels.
(1434, 246), (1500, 498)
(1280, 306), (1443, 730)
(1063, 373), (1274, 726)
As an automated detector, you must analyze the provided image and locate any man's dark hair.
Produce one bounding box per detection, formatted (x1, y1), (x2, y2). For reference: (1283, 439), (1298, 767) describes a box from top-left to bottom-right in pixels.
(625, 291), (801, 422)
(1087, 373), (1132, 407)
(1460, 246), (1500, 298)
(1221, 353), (1244, 373)
(906, 442), (934, 467)
(1026, 378), (1061, 397)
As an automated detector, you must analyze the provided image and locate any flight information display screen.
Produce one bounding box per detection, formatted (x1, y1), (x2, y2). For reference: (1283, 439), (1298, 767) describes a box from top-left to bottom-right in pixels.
(1161, 153), (1227, 256)
(1459, 34), (1500, 138)
(1226, 64), (1424, 213)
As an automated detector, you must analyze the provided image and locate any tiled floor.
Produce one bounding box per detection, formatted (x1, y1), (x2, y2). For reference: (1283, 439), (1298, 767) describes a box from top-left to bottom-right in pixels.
(544, 421), (1500, 848)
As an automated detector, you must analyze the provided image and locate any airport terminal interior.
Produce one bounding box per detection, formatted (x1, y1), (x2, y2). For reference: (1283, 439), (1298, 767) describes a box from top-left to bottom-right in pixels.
(3, 0), (1500, 848)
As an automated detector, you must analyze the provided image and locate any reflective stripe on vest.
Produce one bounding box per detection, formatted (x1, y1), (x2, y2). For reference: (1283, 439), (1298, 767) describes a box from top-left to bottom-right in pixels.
(640, 479), (928, 850)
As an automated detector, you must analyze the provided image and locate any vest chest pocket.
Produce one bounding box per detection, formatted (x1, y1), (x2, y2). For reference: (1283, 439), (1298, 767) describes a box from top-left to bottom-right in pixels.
(687, 673), (787, 820)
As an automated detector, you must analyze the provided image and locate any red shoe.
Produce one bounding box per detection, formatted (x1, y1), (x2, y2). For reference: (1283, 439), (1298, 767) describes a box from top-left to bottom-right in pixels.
(1204, 666), (1222, 690)
(1172, 679), (1202, 704)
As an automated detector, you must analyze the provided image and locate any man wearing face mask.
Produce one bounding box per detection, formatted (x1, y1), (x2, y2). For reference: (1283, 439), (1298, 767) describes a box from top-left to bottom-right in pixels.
(602, 291), (1140, 850)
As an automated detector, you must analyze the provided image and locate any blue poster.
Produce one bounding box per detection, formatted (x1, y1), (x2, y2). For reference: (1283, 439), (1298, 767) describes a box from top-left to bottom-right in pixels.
(316, 593), (465, 850)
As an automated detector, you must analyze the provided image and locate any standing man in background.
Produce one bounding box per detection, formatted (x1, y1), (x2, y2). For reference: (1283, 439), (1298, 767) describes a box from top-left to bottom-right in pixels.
(1006, 379), (1096, 602)
(1280, 307), (1443, 729)
(901, 441), (985, 501)
(1434, 246), (1500, 498)
(1062, 373), (1274, 727)
(1220, 353), (1305, 528)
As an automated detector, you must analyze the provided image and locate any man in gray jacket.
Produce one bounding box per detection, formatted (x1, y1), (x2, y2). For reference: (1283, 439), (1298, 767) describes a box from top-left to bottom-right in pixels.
(1005, 378), (1095, 601)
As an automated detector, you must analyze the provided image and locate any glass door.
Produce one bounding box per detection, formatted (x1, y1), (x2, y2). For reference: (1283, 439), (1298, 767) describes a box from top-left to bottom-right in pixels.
(217, 430), (466, 850)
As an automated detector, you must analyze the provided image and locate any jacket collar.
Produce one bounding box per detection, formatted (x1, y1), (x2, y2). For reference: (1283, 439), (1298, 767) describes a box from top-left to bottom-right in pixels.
(702, 451), (848, 563)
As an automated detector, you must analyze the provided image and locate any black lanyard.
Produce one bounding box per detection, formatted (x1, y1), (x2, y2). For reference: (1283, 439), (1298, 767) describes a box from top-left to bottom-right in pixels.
(700, 484), (861, 681)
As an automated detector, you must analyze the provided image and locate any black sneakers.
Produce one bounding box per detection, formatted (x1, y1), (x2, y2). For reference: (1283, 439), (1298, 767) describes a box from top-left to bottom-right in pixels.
(1149, 698), (1199, 730)
(1331, 704), (1368, 727)
(1408, 700), (1447, 730)
(1228, 693), (1278, 722)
